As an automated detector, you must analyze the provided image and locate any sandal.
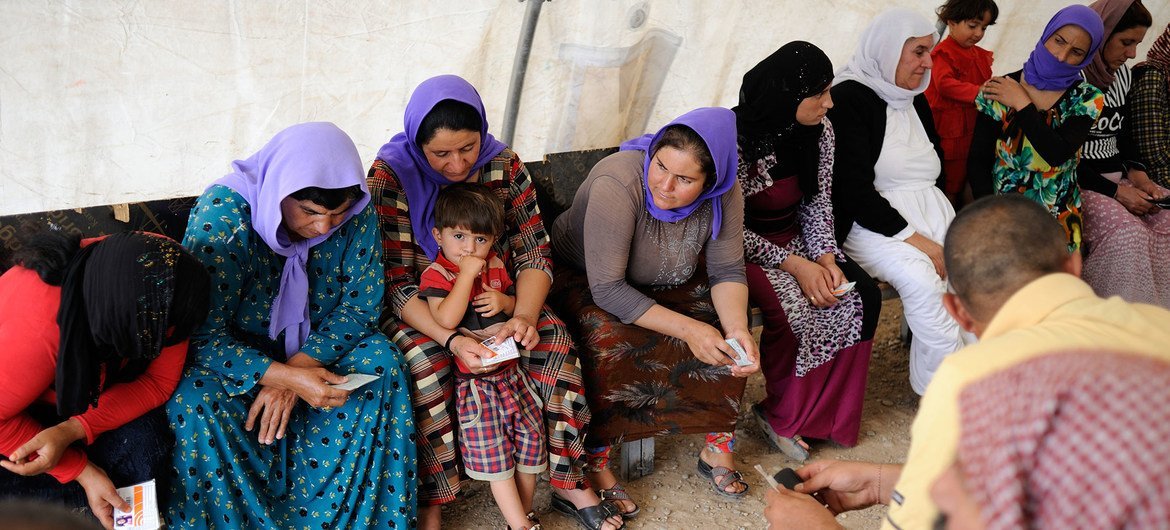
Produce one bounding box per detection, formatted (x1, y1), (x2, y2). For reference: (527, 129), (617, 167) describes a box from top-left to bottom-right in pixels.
(696, 457), (750, 499)
(752, 403), (810, 462)
(550, 492), (623, 530)
(596, 482), (640, 518)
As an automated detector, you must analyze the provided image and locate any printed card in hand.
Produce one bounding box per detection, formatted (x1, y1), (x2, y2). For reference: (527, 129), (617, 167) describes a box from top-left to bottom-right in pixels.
(114, 479), (160, 530)
(328, 373), (381, 391)
(726, 338), (754, 367)
(832, 281), (856, 297)
(480, 336), (520, 366)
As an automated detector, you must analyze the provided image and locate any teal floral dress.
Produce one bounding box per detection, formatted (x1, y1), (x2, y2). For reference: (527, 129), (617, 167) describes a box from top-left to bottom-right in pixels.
(975, 73), (1104, 251)
(164, 185), (417, 529)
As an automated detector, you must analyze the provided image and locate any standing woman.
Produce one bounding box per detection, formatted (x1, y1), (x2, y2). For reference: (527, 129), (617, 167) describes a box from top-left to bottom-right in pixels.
(829, 8), (973, 395)
(1078, 0), (1170, 307)
(0, 231), (208, 530)
(165, 122), (417, 529)
(551, 108), (759, 507)
(734, 42), (880, 461)
(967, 5), (1106, 253)
(366, 75), (611, 530)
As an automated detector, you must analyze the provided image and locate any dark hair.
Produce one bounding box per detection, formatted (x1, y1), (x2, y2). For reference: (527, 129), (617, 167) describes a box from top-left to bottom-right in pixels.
(433, 182), (506, 238)
(416, 99), (483, 146)
(12, 224), (82, 286)
(289, 185), (363, 210)
(652, 125), (717, 190)
(944, 195), (1068, 320)
(1113, 0), (1152, 35)
(937, 0), (999, 25)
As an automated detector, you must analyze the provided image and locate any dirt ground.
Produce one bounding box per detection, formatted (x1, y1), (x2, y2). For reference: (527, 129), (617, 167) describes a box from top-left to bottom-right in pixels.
(444, 298), (919, 529)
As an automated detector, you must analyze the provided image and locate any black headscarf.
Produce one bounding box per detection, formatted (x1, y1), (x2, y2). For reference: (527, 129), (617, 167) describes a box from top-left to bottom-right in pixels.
(55, 232), (210, 417)
(733, 41), (834, 200)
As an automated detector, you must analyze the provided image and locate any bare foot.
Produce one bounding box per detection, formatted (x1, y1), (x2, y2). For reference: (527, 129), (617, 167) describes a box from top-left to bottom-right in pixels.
(699, 448), (747, 495)
(586, 467), (638, 515)
(417, 504), (441, 530)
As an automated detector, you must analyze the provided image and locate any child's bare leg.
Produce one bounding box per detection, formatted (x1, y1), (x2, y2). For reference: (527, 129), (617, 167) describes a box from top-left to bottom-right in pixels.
(490, 476), (532, 530)
(516, 471), (538, 514)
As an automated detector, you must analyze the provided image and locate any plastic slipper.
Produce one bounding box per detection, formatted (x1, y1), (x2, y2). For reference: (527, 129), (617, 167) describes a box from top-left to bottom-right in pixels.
(696, 458), (750, 499)
(550, 492), (623, 530)
(752, 403), (810, 461)
(596, 482), (640, 518)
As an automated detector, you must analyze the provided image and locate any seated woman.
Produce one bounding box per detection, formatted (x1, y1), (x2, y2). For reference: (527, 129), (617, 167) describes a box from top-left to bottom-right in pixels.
(1132, 24), (1170, 190)
(829, 7), (973, 395)
(550, 107), (760, 507)
(365, 75), (613, 530)
(0, 230), (208, 529)
(968, 5), (1106, 253)
(1078, 0), (1170, 307)
(164, 122), (417, 529)
(734, 42), (881, 461)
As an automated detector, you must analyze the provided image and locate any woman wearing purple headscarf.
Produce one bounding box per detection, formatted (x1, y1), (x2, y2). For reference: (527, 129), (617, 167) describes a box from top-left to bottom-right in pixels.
(366, 75), (605, 530)
(165, 122), (417, 529)
(551, 108), (759, 511)
(968, 4), (1107, 253)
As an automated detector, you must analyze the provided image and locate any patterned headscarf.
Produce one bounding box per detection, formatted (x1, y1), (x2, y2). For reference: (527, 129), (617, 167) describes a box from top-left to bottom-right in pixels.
(734, 41), (833, 199)
(1085, 0), (1141, 89)
(1139, 23), (1170, 81)
(834, 7), (938, 110)
(214, 122), (369, 357)
(374, 75), (509, 260)
(1023, 5), (1106, 90)
(955, 351), (1170, 529)
(619, 107), (738, 239)
(56, 232), (210, 416)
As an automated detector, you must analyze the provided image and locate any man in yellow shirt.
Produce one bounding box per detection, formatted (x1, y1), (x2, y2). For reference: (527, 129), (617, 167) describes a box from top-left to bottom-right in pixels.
(764, 195), (1170, 529)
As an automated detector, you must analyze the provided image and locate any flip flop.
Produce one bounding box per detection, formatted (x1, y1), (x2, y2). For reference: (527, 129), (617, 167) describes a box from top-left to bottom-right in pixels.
(696, 458), (750, 499)
(550, 492), (623, 530)
(596, 482), (640, 518)
(752, 403), (810, 461)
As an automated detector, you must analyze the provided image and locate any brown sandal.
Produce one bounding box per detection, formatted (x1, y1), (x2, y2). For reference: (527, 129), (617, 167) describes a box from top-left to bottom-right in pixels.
(596, 482), (640, 518)
(696, 458), (750, 499)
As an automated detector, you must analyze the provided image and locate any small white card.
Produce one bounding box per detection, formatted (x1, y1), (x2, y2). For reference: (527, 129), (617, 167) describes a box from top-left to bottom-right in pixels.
(726, 338), (754, 367)
(832, 281), (856, 297)
(114, 479), (160, 530)
(328, 373), (381, 391)
(481, 336), (521, 366)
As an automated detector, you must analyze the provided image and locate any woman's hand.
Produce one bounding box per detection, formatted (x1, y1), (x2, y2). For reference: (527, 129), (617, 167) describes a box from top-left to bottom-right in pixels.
(280, 365), (352, 409)
(494, 313), (539, 350)
(76, 462), (131, 530)
(1129, 168), (1170, 201)
(1114, 185), (1158, 216)
(683, 323), (736, 367)
(724, 327), (760, 377)
(245, 386), (299, 445)
(450, 334), (502, 374)
(782, 255), (839, 308)
(982, 76), (1032, 110)
(905, 232), (946, 279)
(473, 291), (515, 318)
(816, 254), (846, 290)
(0, 418), (86, 476)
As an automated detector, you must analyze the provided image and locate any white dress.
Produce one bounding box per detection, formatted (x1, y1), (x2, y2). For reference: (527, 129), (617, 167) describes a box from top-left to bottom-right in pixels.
(842, 106), (974, 394)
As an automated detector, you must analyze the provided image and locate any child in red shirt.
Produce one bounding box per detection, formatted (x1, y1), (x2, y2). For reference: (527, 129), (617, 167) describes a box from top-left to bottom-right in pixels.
(418, 183), (547, 530)
(925, 0), (998, 207)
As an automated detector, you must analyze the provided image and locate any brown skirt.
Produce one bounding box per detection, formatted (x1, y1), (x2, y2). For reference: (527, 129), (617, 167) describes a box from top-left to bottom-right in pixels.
(552, 265), (746, 445)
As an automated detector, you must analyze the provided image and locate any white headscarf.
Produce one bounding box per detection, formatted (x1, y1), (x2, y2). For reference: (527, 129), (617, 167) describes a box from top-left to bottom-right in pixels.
(835, 7), (938, 109)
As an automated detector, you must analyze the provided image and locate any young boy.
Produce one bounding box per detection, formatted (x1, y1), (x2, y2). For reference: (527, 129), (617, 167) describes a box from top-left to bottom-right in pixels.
(417, 183), (546, 530)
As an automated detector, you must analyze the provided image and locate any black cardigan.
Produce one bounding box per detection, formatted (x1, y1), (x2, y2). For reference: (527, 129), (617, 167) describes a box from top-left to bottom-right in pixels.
(827, 80), (945, 245)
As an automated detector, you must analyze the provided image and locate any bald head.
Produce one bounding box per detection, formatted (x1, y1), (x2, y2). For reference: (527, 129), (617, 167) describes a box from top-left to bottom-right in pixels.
(944, 196), (1070, 321)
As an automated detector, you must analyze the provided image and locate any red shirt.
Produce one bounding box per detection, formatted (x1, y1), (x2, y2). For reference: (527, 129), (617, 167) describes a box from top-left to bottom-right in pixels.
(0, 239), (188, 483)
(418, 251), (516, 375)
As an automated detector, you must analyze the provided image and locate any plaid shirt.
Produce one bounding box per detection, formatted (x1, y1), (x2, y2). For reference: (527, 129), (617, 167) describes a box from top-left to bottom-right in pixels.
(367, 148), (553, 320)
(1130, 67), (1170, 187)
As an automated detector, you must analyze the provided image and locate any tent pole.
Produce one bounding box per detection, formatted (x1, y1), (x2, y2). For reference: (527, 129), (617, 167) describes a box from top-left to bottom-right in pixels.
(500, 0), (547, 145)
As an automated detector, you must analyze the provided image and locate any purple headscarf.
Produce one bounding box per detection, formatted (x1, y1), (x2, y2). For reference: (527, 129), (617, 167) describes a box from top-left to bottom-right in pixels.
(619, 107), (738, 239)
(215, 122), (369, 357)
(375, 75), (508, 260)
(1023, 5), (1106, 90)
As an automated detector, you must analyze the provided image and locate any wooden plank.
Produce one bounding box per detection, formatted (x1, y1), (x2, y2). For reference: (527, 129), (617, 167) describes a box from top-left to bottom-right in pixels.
(617, 438), (655, 481)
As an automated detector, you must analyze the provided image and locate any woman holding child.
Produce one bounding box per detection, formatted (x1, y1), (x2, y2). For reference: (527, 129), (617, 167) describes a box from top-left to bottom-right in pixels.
(165, 122), (417, 529)
(734, 42), (881, 462)
(366, 75), (616, 530)
(550, 107), (760, 508)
